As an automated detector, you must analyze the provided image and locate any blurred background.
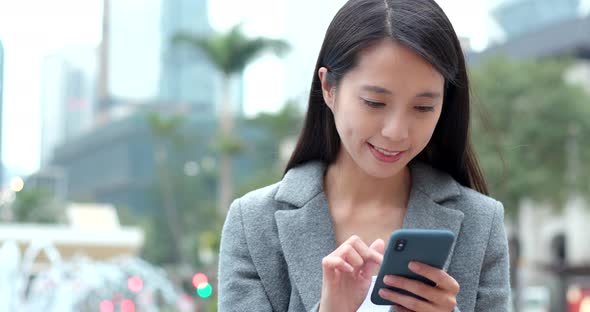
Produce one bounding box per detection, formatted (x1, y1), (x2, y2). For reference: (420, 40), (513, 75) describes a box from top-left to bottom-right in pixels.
(0, 0), (589, 311)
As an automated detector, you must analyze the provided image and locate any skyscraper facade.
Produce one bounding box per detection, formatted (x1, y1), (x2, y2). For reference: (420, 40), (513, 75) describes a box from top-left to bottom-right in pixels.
(159, 0), (218, 114)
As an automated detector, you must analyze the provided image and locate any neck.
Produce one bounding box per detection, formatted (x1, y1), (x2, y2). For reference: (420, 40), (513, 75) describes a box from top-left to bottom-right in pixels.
(324, 150), (411, 213)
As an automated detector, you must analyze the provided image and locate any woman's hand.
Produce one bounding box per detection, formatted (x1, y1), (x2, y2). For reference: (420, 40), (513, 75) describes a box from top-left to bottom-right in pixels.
(378, 261), (460, 312)
(318, 235), (384, 312)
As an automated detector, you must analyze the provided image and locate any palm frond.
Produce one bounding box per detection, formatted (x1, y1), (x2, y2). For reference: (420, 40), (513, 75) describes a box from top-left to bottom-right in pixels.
(171, 24), (291, 76)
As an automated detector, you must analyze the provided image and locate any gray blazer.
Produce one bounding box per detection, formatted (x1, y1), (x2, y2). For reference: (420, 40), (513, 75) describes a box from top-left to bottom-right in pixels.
(218, 161), (510, 311)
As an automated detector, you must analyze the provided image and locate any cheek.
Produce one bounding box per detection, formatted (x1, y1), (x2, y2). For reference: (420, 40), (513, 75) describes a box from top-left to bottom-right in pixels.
(333, 105), (361, 139)
(335, 116), (357, 144)
(340, 114), (372, 144)
(418, 116), (441, 145)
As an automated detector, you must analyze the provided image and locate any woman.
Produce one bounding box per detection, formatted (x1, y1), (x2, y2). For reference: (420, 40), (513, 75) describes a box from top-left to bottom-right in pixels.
(218, 0), (510, 311)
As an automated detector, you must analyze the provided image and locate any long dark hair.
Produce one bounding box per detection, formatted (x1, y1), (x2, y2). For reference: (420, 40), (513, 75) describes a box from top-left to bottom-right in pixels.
(285, 0), (488, 194)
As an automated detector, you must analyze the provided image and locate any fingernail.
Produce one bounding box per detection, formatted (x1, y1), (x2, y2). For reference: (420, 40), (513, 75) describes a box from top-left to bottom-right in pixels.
(409, 261), (420, 271)
(384, 276), (396, 285)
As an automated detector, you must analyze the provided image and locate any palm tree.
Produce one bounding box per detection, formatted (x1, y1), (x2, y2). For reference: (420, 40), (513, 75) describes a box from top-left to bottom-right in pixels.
(172, 24), (290, 215)
(145, 111), (187, 264)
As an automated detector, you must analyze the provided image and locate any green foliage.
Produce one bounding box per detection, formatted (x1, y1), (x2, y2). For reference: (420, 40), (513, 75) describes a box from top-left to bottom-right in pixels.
(11, 186), (59, 223)
(140, 212), (179, 265)
(172, 23), (290, 76)
(136, 162), (222, 266)
(145, 111), (187, 149)
(245, 100), (303, 141)
(212, 133), (245, 156)
(470, 56), (590, 215)
(236, 169), (283, 199)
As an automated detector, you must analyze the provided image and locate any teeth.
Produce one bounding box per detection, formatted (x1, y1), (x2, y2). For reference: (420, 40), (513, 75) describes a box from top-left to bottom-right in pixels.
(374, 145), (401, 156)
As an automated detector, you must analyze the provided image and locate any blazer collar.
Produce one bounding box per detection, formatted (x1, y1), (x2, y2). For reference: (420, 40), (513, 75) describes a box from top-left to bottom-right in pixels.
(274, 160), (465, 311)
(275, 160), (462, 207)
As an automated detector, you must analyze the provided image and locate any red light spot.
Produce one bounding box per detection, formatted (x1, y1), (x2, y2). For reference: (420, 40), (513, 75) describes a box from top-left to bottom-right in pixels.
(192, 273), (208, 288)
(99, 300), (114, 312)
(127, 276), (143, 293)
(121, 299), (135, 312)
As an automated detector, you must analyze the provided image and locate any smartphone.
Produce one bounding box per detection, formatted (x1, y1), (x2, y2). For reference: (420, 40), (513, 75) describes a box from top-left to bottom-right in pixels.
(370, 229), (455, 306)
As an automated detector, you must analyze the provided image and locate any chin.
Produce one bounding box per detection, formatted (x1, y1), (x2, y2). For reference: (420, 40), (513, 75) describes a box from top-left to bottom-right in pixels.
(361, 161), (407, 180)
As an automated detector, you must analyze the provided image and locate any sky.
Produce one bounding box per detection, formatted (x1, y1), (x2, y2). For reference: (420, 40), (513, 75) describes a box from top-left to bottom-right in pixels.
(0, 0), (103, 178)
(0, 0), (588, 178)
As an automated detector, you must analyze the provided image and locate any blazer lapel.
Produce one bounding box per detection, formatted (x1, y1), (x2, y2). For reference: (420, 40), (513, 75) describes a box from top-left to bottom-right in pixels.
(404, 161), (465, 270)
(274, 161), (334, 311)
(276, 194), (335, 311)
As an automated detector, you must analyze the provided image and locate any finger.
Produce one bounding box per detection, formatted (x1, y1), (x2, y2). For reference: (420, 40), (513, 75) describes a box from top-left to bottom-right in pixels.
(360, 239), (386, 277)
(369, 238), (385, 262)
(378, 288), (435, 312)
(322, 256), (354, 274)
(336, 243), (364, 269)
(408, 262), (460, 294)
(390, 306), (414, 312)
(383, 275), (440, 303)
(346, 235), (383, 264)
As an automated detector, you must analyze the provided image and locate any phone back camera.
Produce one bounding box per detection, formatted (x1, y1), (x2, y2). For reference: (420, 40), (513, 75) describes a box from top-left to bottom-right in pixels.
(394, 239), (407, 251)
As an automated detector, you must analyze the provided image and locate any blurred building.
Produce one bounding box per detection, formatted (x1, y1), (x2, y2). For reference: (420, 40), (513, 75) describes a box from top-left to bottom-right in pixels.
(468, 7), (590, 311)
(50, 109), (270, 214)
(0, 40), (4, 188)
(40, 46), (97, 166)
(468, 14), (590, 63)
(93, 0), (161, 128)
(467, 14), (590, 98)
(25, 166), (67, 202)
(42, 0), (256, 215)
(493, 0), (582, 39)
(159, 0), (220, 115)
(52, 110), (161, 213)
(100, 0), (241, 117)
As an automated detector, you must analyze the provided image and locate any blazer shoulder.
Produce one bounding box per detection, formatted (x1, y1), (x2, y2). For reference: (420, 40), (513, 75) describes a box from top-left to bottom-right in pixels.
(231, 181), (287, 223)
(454, 185), (505, 227)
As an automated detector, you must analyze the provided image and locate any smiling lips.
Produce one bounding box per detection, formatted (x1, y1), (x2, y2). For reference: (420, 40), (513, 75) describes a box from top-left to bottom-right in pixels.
(368, 143), (405, 163)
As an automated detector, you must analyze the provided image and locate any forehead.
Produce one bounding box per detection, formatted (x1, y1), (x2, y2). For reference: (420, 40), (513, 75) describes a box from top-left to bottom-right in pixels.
(343, 39), (444, 92)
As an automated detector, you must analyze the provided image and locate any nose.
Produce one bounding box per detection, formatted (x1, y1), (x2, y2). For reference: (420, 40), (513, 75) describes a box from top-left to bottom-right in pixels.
(381, 112), (409, 142)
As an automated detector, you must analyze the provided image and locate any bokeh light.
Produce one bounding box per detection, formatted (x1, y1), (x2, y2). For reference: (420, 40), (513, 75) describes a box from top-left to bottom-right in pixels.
(9, 177), (24, 192)
(184, 161), (200, 176)
(121, 299), (135, 312)
(196, 283), (213, 298)
(192, 273), (208, 289)
(568, 287), (582, 303)
(127, 276), (143, 293)
(99, 300), (114, 312)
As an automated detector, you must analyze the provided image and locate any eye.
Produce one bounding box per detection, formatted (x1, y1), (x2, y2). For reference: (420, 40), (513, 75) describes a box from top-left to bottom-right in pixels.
(415, 106), (435, 112)
(362, 99), (385, 108)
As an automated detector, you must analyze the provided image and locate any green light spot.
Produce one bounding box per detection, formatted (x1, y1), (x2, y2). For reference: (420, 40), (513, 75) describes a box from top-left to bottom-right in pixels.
(197, 283), (213, 298)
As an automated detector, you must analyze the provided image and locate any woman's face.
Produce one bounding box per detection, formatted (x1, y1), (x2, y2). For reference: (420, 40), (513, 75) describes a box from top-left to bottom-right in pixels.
(319, 40), (445, 179)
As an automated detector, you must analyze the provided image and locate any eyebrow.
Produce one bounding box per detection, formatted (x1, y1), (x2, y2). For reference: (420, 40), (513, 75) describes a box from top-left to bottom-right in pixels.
(361, 85), (392, 95)
(361, 85), (442, 99)
(416, 91), (442, 99)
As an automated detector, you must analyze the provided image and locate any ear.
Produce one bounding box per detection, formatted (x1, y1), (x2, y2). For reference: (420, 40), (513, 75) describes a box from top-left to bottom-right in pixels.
(318, 67), (336, 111)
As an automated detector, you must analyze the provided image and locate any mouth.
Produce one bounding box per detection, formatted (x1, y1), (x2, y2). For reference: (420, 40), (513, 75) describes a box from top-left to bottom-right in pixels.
(368, 143), (406, 163)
